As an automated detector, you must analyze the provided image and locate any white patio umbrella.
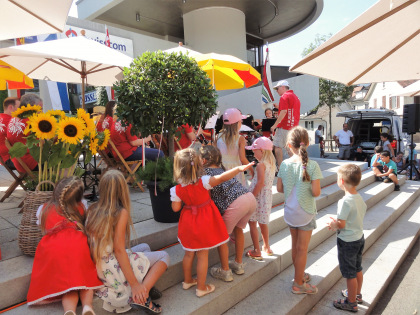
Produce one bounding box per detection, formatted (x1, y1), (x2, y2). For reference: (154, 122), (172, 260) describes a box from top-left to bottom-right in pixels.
(163, 43), (202, 57)
(290, 0), (420, 85)
(393, 80), (420, 97)
(0, 36), (133, 108)
(0, 0), (73, 41)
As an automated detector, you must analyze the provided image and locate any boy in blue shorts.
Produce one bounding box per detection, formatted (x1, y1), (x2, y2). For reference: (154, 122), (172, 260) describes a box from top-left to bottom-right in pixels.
(327, 164), (367, 312)
(372, 150), (400, 191)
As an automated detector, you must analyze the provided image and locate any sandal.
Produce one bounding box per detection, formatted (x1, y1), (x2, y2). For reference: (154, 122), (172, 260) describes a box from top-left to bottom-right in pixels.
(262, 246), (273, 256)
(182, 279), (197, 290)
(333, 298), (358, 312)
(196, 284), (215, 297)
(342, 289), (363, 304)
(130, 297), (162, 314)
(149, 286), (162, 300)
(291, 281), (318, 295)
(303, 272), (311, 283)
(246, 249), (262, 261)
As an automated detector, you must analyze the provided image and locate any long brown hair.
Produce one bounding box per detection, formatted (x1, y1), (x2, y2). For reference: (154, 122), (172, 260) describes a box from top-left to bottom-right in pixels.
(40, 177), (85, 233)
(104, 101), (116, 117)
(199, 145), (225, 170)
(173, 148), (203, 185)
(85, 170), (133, 264)
(287, 126), (311, 182)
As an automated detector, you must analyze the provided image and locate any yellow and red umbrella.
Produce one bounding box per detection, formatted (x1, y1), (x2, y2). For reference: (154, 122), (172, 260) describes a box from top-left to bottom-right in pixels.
(194, 53), (261, 90)
(0, 60), (34, 90)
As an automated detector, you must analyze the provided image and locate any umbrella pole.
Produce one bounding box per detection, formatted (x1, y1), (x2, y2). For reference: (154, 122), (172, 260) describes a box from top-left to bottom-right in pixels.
(81, 61), (86, 110)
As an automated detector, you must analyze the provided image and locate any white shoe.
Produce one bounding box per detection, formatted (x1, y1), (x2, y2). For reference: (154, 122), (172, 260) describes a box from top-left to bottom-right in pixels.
(82, 305), (96, 315)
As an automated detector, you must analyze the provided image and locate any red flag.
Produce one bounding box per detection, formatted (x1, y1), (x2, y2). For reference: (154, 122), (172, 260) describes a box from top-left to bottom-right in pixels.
(261, 47), (275, 107)
(105, 26), (111, 47)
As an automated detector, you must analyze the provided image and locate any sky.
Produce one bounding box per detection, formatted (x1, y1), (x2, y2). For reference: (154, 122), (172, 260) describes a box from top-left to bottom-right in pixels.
(69, 0), (378, 67)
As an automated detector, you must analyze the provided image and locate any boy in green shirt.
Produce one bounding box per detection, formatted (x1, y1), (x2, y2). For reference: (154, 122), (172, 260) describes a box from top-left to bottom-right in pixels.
(372, 150), (400, 191)
(328, 164), (367, 312)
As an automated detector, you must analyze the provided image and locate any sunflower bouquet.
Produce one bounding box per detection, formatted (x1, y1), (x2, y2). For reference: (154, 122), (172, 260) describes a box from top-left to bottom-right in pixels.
(9, 108), (110, 191)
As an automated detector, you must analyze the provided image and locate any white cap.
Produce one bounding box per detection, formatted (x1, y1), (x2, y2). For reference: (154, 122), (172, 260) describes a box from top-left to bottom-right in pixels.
(273, 80), (289, 89)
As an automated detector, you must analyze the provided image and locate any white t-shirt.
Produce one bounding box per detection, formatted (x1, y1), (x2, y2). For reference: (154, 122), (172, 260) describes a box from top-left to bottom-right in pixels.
(334, 129), (353, 145)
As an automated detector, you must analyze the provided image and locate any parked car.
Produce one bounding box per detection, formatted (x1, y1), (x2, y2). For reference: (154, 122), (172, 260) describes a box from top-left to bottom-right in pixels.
(336, 109), (407, 156)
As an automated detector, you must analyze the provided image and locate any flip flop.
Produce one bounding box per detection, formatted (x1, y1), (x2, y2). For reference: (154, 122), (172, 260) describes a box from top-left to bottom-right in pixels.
(130, 297), (162, 314)
(246, 249), (262, 261)
(262, 247), (274, 256)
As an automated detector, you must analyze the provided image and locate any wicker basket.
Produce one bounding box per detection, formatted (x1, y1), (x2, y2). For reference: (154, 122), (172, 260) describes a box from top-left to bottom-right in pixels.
(18, 181), (55, 256)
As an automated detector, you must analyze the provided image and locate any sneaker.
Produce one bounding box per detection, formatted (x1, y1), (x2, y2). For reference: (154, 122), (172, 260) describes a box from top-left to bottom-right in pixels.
(394, 184), (400, 191)
(383, 177), (392, 183)
(229, 260), (245, 275)
(210, 267), (233, 282)
(342, 289), (363, 304)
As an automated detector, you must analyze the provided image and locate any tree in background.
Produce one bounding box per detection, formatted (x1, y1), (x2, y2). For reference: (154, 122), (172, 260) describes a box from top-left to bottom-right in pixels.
(0, 91), (8, 113)
(302, 34), (354, 139)
(96, 86), (109, 107)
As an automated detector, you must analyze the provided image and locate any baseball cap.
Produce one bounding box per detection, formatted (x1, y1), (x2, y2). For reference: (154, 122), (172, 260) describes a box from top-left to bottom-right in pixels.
(273, 80), (289, 89)
(223, 108), (247, 125)
(245, 137), (273, 151)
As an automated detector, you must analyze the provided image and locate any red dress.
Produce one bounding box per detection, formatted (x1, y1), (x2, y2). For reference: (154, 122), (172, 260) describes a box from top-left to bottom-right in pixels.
(174, 178), (229, 251)
(27, 204), (103, 305)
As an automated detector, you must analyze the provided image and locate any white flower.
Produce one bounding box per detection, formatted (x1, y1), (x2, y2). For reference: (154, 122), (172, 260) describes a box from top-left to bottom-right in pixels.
(8, 117), (26, 136)
(0, 118), (5, 133)
(114, 121), (126, 133)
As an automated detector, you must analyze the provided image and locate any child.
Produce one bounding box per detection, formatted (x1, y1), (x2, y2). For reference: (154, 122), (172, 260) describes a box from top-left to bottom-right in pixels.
(319, 136), (328, 158)
(372, 150), (400, 191)
(327, 164), (367, 312)
(27, 177), (103, 315)
(200, 146), (257, 279)
(370, 146), (383, 168)
(245, 137), (277, 260)
(353, 147), (367, 162)
(380, 133), (394, 158)
(394, 151), (406, 174)
(171, 148), (254, 297)
(86, 170), (169, 314)
(217, 108), (254, 186)
(277, 126), (322, 294)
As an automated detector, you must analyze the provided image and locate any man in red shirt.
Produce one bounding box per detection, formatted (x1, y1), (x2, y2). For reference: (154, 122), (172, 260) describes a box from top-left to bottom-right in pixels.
(270, 80), (301, 166)
(7, 94), (42, 173)
(174, 124), (196, 152)
(0, 97), (20, 169)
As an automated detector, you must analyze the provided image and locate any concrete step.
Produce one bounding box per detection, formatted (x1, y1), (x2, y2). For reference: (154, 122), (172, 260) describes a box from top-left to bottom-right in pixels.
(224, 180), (420, 315)
(0, 161), (367, 311)
(308, 196), (420, 314)
(7, 176), (413, 314)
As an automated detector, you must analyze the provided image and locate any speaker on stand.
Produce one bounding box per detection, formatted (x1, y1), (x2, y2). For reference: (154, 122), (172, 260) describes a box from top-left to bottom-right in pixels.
(402, 104), (420, 181)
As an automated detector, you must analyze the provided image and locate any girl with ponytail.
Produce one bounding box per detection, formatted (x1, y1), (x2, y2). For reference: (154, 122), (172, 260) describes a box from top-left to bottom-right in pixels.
(277, 126), (323, 295)
(27, 177), (102, 315)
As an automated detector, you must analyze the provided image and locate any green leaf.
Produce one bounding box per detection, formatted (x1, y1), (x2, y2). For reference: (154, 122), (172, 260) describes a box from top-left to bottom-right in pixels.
(61, 155), (77, 169)
(9, 142), (27, 158)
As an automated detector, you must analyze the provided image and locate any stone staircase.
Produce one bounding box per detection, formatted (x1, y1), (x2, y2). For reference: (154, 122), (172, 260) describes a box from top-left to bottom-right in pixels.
(2, 159), (420, 314)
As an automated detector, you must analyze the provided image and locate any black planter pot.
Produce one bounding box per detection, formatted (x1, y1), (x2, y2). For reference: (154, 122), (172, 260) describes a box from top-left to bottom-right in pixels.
(145, 182), (180, 223)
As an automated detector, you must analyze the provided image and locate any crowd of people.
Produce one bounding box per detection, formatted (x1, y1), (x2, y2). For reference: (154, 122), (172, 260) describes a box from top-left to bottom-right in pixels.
(0, 79), (404, 315)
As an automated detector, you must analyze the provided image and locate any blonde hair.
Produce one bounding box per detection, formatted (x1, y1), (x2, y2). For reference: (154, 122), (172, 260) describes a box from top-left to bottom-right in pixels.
(173, 148), (203, 185)
(287, 126), (311, 182)
(199, 145), (224, 169)
(40, 177), (85, 234)
(219, 122), (240, 148)
(85, 170), (133, 264)
(337, 164), (362, 187)
(260, 149), (276, 170)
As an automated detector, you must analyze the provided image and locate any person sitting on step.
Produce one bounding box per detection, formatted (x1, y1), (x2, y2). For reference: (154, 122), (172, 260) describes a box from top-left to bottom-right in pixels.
(372, 150), (400, 191)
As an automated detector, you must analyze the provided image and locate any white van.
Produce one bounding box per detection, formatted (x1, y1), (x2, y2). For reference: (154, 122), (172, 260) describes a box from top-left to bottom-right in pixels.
(336, 109), (406, 155)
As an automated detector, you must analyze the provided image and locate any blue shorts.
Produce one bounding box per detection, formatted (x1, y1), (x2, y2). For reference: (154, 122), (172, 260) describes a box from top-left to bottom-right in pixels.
(337, 235), (364, 279)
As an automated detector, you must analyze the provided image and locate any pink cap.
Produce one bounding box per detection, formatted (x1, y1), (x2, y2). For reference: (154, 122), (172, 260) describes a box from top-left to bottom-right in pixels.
(245, 137), (273, 151)
(223, 108), (247, 125)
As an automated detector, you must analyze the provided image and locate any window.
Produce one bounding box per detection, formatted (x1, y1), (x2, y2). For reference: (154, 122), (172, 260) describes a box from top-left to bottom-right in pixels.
(305, 121), (314, 130)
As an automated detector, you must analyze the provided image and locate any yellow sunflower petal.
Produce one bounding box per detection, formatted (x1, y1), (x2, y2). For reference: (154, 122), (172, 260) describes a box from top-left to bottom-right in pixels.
(12, 105), (42, 119)
(89, 137), (99, 155)
(98, 129), (110, 150)
(29, 113), (57, 140)
(57, 117), (86, 145)
(77, 108), (96, 136)
(48, 109), (66, 120)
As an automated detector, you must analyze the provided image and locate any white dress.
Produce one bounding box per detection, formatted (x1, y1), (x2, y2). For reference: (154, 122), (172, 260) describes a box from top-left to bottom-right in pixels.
(248, 161), (276, 224)
(217, 136), (246, 186)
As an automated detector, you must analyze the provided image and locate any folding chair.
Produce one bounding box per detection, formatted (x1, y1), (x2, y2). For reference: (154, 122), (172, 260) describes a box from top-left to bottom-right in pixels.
(108, 139), (144, 192)
(97, 149), (117, 170)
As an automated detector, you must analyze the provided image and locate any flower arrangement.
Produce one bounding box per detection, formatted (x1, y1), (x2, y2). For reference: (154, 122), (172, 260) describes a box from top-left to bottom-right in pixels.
(10, 107), (110, 190)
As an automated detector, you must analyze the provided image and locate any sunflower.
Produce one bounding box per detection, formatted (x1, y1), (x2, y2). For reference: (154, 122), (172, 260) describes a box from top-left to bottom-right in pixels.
(27, 113), (57, 139)
(48, 110), (66, 120)
(77, 108), (96, 136)
(89, 137), (99, 155)
(98, 129), (110, 150)
(12, 105), (42, 119)
(57, 117), (85, 145)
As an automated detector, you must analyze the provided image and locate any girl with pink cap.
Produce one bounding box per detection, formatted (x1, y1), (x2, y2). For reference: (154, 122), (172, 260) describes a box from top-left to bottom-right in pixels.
(217, 108), (254, 186)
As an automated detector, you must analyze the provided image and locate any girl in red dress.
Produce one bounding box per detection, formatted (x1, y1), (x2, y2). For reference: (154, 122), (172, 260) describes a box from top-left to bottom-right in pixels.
(27, 177), (103, 315)
(171, 148), (254, 297)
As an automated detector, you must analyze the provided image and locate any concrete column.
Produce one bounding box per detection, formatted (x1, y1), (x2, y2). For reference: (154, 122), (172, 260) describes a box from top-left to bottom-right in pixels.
(183, 7), (247, 61)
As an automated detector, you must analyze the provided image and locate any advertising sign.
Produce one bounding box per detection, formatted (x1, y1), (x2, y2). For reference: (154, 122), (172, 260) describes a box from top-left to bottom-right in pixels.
(79, 91), (97, 104)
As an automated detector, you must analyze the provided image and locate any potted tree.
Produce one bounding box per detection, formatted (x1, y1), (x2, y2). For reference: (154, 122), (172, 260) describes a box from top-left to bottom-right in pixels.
(114, 51), (217, 222)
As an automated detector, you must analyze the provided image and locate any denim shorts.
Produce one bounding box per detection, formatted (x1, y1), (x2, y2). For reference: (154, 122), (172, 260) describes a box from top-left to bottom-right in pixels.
(288, 217), (317, 231)
(337, 235), (365, 279)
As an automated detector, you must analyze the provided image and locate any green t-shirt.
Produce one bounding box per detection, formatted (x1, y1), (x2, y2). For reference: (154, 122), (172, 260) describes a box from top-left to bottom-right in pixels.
(379, 159), (397, 175)
(337, 193), (367, 242)
(278, 159), (323, 214)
